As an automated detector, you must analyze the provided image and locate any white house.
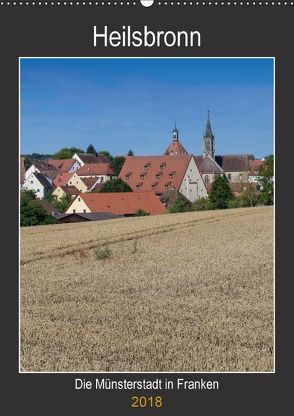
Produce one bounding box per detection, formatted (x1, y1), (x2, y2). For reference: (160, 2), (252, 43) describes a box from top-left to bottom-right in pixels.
(22, 172), (53, 199)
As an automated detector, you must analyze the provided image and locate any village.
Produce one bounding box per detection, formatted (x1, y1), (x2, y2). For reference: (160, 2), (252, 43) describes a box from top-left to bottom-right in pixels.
(20, 112), (270, 226)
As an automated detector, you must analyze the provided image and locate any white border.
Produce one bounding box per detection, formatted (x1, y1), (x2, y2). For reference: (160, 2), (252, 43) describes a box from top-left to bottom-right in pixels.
(19, 56), (275, 374)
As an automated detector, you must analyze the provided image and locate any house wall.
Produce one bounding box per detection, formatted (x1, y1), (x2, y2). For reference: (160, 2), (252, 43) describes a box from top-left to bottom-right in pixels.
(68, 160), (81, 172)
(52, 187), (66, 200)
(25, 165), (39, 181)
(66, 173), (88, 193)
(65, 197), (90, 214)
(179, 158), (207, 202)
(22, 172), (46, 199)
(72, 153), (85, 167)
(225, 171), (248, 183)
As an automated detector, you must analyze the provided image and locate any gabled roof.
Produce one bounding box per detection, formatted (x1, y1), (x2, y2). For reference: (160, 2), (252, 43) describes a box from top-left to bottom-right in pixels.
(75, 153), (110, 164)
(249, 159), (264, 173)
(215, 154), (254, 172)
(80, 177), (100, 190)
(68, 192), (166, 216)
(58, 186), (79, 196)
(198, 155), (223, 174)
(34, 172), (53, 188)
(119, 155), (192, 194)
(164, 140), (189, 156)
(48, 159), (77, 173)
(53, 172), (74, 187)
(34, 160), (59, 180)
(37, 199), (62, 216)
(77, 163), (114, 176)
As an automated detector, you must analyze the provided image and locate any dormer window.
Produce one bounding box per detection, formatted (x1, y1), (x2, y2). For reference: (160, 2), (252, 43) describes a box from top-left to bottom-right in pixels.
(144, 162), (151, 171)
(136, 182), (143, 190)
(125, 172), (132, 180)
(160, 162), (166, 171)
(165, 181), (171, 190)
(155, 172), (162, 180)
(151, 181), (158, 191)
(140, 173), (146, 180)
(168, 171), (176, 180)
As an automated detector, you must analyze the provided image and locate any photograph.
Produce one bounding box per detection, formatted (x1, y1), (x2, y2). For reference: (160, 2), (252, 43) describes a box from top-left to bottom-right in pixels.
(19, 57), (274, 373)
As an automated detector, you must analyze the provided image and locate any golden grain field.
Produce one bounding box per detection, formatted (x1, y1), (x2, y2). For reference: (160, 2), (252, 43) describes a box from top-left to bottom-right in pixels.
(20, 206), (274, 372)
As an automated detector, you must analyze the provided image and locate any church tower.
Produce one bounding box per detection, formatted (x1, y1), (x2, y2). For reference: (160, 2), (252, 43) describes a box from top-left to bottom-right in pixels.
(203, 111), (215, 159)
(164, 121), (188, 156)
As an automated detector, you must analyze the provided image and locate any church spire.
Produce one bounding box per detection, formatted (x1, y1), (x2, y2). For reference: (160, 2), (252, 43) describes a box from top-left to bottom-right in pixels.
(203, 110), (215, 159)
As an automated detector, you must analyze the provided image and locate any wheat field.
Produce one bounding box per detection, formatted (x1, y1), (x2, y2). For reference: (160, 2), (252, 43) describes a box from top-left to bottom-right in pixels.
(20, 206), (274, 372)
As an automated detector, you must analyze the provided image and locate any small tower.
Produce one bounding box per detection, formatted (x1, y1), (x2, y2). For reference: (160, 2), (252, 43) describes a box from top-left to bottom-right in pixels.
(172, 120), (179, 141)
(164, 121), (188, 156)
(203, 111), (215, 159)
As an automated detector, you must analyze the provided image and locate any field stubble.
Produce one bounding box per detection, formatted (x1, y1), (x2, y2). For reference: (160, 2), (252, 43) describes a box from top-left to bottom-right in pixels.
(20, 206), (273, 372)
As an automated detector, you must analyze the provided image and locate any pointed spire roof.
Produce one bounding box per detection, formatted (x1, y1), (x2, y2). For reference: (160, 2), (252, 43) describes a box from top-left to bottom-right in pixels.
(204, 110), (213, 137)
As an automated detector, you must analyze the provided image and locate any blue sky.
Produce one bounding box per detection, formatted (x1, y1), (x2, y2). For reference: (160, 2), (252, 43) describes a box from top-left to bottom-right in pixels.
(20, 58), (274, 158)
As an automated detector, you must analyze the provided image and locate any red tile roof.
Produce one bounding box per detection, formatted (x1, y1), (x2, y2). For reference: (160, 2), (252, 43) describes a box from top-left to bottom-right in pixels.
(58, 186), (79, 196)
(53, 172), (74, 187)
(249, 159), (264, 173)
(164, 139), (189, 156)
(71, 192), (166, 216)
(119, 155), (191, 194)
(75, 153), (110, 164)
(80, 177), (99, 190)
(48, 159), (77, 173)
(76, 163), (114, 176)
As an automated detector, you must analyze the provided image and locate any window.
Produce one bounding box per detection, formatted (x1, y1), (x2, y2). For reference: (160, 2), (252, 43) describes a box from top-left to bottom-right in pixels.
(37, 189), (40, 192)
(228, 174), (231, 181)
(136, 182), (143, 190)
(73, 209), (76, 213)
(155, 172), (162, 180)
(140, 173), (146, 180)
(239, 173), (243, 181)
(160, 162), (166, 170)
(144, 162), (151, 171)
(78, 197), (81, 201)
(204, 175), (210, 187)
(83, 209), (86, 213)
(169, 171), (175, 180)
(30, 181), (34, 184)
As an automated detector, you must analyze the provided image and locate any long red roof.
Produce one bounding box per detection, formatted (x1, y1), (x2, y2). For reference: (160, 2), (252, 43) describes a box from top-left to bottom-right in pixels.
(76, 163), (114, 176)
(119, 155), (191, 194)
(71, 192), (166, 216)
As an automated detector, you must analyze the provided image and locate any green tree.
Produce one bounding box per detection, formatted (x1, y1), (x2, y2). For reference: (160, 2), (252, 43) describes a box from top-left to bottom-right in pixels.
(99, 178), (132, 193)
(239, 182), (259, 207)
(46, 192), (72, 213)
(168, 194), (191, 213)
(127, 150), (134, 156)
(51, 147), (84, 159)
(191, 197), (213, 211)
(86, 144), (97, 155)
(258, 155), (274, 205)
(110, 156), (126, 176)
(209, 175), (234, 209)
(134, 209), (150, 216)
(97, 150), (113, 162)
(20, 190), (56, 226)
(23, 156), (32, 170)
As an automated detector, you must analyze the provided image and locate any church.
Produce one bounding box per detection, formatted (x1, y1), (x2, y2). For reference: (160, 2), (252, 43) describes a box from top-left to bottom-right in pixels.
(164, 112), (263, 197)
(119, 112), (262, 203)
